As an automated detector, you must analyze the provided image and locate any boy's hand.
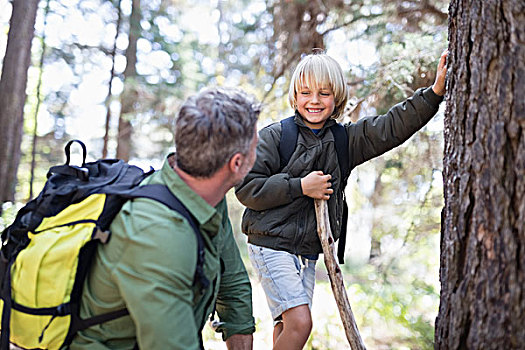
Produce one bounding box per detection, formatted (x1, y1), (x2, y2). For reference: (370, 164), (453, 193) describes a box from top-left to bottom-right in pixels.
(432, 49), (448, 96)
(301, 171), (333, 200)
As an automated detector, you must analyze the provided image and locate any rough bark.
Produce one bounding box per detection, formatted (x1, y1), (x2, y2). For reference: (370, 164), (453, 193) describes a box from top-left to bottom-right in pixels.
(116, 0), (140, 161)
(436, 1), (525, 349)
(0, 0), (39, 209)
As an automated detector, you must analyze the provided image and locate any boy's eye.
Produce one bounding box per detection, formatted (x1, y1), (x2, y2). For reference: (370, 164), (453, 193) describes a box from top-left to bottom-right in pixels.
(300, 91), (310, 95)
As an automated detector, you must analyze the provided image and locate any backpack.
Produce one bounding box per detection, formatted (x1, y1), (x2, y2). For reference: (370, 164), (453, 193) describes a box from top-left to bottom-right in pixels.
(279, 116), (350, 263)
(0, 140), (209, 350)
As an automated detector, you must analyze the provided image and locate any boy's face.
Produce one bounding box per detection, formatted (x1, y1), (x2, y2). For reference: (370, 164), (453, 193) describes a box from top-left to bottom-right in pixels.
(296, 84), (335, 129)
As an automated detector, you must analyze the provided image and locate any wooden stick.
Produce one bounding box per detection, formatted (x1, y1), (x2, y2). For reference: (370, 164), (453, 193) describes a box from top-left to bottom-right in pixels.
(314, 199), (366, 350)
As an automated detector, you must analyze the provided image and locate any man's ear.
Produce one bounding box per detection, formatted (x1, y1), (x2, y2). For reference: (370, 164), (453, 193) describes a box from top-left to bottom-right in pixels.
(229, 153), (243, 173)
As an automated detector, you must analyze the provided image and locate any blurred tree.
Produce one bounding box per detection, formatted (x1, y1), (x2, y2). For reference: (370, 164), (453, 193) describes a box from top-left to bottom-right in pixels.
(436, 0), (524, 348)
(116, 0), (140, 161)
(102, 0), (123, 159)
(0, 0), (40, 213)
(29, 0), (51, 200)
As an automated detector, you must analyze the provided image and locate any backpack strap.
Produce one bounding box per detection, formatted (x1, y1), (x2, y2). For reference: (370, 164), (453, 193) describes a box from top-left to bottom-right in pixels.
(328, 123), (350, 264)
(279, 116), (299, 171)
(125, 185), (210, 350)
(279, 116), (351, 264)
(329, 123), (350, 186)
(126, 184), (210, 290)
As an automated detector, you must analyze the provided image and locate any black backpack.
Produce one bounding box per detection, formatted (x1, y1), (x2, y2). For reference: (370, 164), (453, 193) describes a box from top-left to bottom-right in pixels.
(0, 140), (209, 350)
(279, 116), (350, 263)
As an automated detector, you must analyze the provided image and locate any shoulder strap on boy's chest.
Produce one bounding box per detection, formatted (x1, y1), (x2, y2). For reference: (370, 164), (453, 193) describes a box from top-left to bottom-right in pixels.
(278, 116), (299, 170)
(330, 123), (350, 184)
(279, 116), (350, 181)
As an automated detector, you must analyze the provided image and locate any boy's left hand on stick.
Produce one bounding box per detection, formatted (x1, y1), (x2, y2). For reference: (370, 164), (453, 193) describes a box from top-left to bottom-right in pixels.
(432, 49), (448, 96)
(301, 171), (333, 200)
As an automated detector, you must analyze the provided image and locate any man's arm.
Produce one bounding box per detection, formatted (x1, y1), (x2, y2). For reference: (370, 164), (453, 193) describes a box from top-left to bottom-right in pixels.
(213, 201), (255, 346)
(226, 334), (253, 350)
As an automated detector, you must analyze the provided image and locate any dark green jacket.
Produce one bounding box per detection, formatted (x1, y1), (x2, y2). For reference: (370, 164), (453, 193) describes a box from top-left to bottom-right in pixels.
(71, 155), (255, 350)
(235, 87), (443, 255)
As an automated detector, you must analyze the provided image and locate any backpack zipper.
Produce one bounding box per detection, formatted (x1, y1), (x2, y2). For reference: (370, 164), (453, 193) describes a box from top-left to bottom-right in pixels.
(34, 219), (98, 234)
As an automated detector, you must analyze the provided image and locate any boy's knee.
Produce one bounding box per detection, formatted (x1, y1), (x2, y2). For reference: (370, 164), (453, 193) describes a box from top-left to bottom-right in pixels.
(283, 305), (312, 333)
(295, 317), (312, 334)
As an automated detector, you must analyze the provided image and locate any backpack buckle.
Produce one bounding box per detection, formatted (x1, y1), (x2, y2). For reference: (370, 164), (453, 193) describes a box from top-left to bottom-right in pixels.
(93, 228), (111, 244)
(209, 319), (225, 331)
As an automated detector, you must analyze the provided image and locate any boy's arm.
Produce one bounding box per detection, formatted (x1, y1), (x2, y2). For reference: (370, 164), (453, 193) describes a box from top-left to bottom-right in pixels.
(348, 51), (447, 167)
(235, 125), (303, 211)
(347, 86), (443, 167)
(214, 201), (255, 342)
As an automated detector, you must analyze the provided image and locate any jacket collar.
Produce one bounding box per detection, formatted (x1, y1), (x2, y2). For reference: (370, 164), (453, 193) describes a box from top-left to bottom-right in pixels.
(293, 111), (337, 136)
(160, 154), (223, 237)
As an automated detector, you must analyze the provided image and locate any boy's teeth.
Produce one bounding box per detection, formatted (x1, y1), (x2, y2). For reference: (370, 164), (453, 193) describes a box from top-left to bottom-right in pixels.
(308, 108), (322, 112)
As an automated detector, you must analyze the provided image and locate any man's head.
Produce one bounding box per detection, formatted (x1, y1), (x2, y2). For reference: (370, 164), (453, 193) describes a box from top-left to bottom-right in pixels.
(174, 87), (260, 178)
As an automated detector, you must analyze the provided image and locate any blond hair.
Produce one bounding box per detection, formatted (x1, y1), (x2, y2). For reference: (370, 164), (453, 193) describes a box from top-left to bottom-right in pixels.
(288, 53), (348, 121)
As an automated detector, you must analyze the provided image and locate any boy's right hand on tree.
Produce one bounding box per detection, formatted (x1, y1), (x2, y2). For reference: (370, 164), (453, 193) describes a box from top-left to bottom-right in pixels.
(432, 49), (448, 96)
(301, 171), (333, 200)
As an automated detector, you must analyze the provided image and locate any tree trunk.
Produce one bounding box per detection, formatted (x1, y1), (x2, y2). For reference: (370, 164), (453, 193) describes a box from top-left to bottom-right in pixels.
(116, 0), (140, 162)
(0, 0), (39, 211)
(436, 1), (525, 349)
(29, 0), (50, 201)
(102, 0), (123, 159)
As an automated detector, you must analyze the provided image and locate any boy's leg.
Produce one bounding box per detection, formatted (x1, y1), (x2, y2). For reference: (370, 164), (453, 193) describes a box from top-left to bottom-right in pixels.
(273, 321), (283, 344)
(273, 304), (312, 350)
(273, 256), (316, 349)
(248, 245), (317, 349)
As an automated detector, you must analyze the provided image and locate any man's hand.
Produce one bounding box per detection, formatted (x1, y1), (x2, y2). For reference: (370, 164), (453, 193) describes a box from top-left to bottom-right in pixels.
(301, 170), (333, 200)
(432, 49), (449, 96)
(225, 334), (253, 350)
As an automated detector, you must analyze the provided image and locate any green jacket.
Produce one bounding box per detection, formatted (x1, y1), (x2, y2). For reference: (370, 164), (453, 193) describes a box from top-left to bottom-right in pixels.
(70, 155), (255, 350)
(236, 87), (443, 255)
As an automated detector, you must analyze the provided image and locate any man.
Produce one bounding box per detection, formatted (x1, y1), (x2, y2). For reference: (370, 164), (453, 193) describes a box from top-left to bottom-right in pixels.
(71, 88), (260, 349)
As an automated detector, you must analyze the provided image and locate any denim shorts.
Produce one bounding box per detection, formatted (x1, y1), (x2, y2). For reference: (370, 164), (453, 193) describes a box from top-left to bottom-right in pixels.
(248, 244), (317, 322)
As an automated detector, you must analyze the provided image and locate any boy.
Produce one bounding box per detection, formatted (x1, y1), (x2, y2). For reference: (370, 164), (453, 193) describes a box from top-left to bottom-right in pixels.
(235, 50), (448, 349)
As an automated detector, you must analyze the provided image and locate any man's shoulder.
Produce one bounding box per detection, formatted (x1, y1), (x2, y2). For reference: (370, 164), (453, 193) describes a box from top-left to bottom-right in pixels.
(126, 195), (185, 219)
(111, 197), (195, 240)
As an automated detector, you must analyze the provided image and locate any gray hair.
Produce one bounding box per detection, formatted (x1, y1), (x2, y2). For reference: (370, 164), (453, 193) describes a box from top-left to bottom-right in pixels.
(174, 87), (260, 177)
